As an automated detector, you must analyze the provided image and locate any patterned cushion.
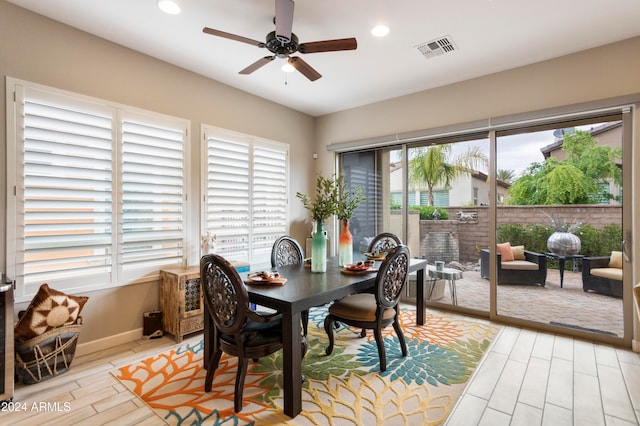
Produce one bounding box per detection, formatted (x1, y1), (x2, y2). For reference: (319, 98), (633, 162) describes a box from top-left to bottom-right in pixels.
(14, 283), (89, 342)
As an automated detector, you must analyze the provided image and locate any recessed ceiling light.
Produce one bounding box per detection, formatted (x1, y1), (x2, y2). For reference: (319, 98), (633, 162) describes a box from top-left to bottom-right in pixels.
(371, 25), (389, 37)
(158, 0), (181, 15)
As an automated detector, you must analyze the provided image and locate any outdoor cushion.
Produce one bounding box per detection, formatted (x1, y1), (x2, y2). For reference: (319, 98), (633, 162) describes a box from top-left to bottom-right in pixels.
(497, 242), (514, 262)
(500, 260), (539, 271)
(590, 267), (623, 281)
(511, 245), (526, 261)
(609, 251), (623, 269)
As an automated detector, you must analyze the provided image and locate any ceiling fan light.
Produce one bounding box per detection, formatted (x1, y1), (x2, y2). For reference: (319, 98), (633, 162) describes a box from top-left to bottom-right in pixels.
(281, 63), (295, 73)
(158, 0), (181, 15)
(371, 25), (389, 37)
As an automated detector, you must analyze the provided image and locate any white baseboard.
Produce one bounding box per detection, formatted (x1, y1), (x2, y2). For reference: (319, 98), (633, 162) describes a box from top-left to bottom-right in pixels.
(76, 328), (143, 357)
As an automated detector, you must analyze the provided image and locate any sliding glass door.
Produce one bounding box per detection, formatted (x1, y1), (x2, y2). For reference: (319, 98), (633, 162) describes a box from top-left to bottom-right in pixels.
(341, 135), (491, 314)
(338, 106), (632, 345)
(494, 116), (626, 338)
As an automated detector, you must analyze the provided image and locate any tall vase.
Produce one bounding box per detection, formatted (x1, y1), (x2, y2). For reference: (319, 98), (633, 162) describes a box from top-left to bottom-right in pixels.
(338, 219), (353, 267)
(311, 220), (327, 273)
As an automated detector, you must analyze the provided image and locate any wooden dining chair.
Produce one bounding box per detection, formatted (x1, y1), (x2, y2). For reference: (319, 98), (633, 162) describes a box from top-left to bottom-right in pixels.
(323, 245), (410, 372)
(201, 253), (304, 412)
(269, 235), (313, 337)
(360, 232), (404, 333)
(270, 235), (304, 268)
(367, 232), (402, 256)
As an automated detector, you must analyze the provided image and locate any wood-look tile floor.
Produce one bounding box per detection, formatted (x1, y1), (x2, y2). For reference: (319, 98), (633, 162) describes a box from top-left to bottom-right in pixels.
(447, 325), (640, 426)
(5, 334), (198, 426)
(6, 324), (640, 425)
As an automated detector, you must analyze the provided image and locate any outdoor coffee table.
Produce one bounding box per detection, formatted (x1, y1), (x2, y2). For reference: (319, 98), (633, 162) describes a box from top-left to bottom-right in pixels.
(545, 253), (584, 288)
(427, 265), (463, 305)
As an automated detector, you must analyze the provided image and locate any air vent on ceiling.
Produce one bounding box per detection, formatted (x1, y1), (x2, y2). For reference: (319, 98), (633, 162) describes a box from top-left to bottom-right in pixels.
(415, 35), (457, 59)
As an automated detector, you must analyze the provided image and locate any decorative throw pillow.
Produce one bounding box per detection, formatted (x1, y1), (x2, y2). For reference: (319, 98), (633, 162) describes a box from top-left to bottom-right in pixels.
(609, 251), (623, 269)
(496, 242), (515, 262)
(14, 283), (89, 341)
(511, 245), (526, 261)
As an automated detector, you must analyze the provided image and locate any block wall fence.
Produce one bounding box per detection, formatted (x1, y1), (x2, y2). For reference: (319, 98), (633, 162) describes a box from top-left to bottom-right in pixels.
(416, 205), (621, 263)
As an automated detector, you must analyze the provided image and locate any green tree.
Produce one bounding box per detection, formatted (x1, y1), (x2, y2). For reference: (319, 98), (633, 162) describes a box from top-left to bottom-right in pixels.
(508, 130), (621, 205)
(408, 144), (488, 206)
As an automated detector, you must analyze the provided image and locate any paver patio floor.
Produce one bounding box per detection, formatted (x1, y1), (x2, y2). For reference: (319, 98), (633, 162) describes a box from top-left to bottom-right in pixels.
(414, 267), (624, 337)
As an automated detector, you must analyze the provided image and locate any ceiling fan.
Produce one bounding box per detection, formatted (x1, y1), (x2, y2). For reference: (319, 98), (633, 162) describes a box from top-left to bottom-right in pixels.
(202, 0), (357, 81)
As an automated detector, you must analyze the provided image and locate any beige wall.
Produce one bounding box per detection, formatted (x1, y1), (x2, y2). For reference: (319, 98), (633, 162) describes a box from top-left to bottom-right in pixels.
(0, 1), (315, 352)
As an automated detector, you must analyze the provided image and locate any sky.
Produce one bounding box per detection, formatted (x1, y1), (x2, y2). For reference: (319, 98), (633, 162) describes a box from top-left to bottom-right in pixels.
(454, 124), (605, 178)
(446, 130), (556, 178)
(394, 122), (612, 179)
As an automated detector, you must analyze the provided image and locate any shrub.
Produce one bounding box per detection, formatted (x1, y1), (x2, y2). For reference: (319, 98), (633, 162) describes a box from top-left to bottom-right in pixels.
(497, 224), (551, 254)
(496, 223), (622, 257)
(578, 224), (622, 256)
(410, 205), (449, 220)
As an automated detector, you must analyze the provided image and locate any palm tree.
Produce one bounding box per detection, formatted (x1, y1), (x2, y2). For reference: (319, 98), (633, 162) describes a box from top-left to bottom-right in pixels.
(408, 144), (488, 206)
(497, 169), (516, 184)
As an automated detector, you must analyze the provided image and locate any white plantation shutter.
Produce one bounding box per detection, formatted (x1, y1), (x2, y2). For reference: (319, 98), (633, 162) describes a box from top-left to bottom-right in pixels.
(120, 114), (186, 277)
(205, 138), (250, 262)
(204, 127), (288, 266)
(252, 146), (287, 264)
(8, 81), (188, 299)
(17, 89), (114, 296)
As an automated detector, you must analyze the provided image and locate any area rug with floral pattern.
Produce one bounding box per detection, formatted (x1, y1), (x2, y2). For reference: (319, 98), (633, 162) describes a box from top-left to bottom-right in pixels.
(115, 307), (501, 425)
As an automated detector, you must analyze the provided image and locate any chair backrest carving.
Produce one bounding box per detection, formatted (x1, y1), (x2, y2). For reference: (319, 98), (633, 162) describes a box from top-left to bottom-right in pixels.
(368, 232), (402, 256)
(375, 245), (410, 309)
(271, 236), (304, 268)
(201, 254), (248, 336)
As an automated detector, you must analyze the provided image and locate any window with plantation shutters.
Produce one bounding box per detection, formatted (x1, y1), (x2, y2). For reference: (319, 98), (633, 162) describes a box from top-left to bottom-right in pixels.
(203, 126), (288, 267)
(204, 137), (251, 261)
(120, 114), (186, 277)
(7, 80), (188, 300)
(252, 145), (287, 263)
(16, 90), (114, 298)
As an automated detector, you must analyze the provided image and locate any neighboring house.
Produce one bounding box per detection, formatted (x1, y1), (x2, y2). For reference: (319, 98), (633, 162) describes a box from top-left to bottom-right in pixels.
(389, 163), (510, 207)
(540, 121), (623, 204)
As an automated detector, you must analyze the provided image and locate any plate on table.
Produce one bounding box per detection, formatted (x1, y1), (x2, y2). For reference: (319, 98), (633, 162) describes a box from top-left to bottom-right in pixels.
(365, 252), (386, 261)
(245, 274), (287, 286)
(341, 263), (378, 275)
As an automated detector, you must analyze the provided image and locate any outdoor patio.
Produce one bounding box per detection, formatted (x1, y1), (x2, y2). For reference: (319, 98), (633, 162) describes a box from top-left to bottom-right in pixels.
(417, 267), (624, 337)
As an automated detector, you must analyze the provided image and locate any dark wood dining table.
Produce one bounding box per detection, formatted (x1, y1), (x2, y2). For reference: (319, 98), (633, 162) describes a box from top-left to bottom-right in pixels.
(203, 255), (427, 418)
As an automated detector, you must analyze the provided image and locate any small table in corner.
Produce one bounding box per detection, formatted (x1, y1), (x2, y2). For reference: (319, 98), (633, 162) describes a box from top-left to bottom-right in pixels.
(427, 265), (463, 305)
(545, 253), (584, 288)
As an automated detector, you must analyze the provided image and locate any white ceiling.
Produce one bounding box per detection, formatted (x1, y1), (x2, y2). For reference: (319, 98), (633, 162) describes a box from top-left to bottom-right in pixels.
(8, 0), (640, 117)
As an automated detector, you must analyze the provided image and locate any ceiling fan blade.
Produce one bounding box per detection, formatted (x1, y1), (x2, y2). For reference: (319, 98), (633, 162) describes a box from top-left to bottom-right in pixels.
(288, 57), (321, 81)
(239, 56), (275, 74)
(203, 27), (264, 47)
(298, 38), (358, 54)
(275, 0), (294, 43)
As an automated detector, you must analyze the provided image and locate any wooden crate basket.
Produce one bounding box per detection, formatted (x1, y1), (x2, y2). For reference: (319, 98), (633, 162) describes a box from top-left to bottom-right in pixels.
(15, 319), (82, 385)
